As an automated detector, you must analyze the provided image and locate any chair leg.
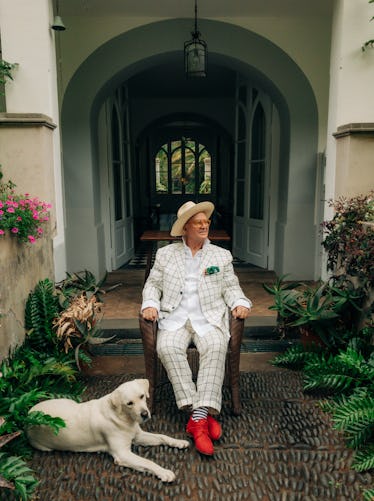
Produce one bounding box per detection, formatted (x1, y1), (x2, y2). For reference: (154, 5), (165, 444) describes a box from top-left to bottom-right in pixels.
(139, 316), (158, 414)
(228, 349), (241, 416)
(228, 317), (244, 415)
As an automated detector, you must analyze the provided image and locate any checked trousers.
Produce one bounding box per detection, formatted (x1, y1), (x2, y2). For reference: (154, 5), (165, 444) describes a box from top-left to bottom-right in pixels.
(156, 320), (229, 414)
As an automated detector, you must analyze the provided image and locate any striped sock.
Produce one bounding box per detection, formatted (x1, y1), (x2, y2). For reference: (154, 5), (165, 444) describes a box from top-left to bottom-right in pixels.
(191, 406), (209, 422)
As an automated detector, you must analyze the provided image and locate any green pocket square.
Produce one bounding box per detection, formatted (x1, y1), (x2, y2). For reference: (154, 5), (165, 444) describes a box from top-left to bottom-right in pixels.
(204, 266), (220, 275)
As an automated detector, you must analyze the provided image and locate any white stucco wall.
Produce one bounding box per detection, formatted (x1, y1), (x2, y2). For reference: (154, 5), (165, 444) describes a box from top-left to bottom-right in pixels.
(325, 0), (374, 209)
(58, 13), (331, 151)
(0, 0), (67, 280)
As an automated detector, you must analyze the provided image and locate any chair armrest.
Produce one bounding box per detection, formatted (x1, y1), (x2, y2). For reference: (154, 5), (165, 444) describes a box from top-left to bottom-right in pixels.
(138, 313), (158, 347)
(229, 312), (244, 349)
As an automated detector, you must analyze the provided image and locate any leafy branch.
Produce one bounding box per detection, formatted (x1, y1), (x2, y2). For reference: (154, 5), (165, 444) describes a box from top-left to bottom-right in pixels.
(0, 60), (16, 95)
(362, 0), (374, 51)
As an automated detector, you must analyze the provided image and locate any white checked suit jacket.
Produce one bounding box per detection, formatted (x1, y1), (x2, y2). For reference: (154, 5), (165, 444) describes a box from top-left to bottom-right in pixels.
(142, 241), (251, 336)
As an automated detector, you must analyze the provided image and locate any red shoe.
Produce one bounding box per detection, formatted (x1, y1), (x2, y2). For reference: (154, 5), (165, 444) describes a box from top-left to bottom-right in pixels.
(207, 415), (222, 441)
(186, 416), (214, 455)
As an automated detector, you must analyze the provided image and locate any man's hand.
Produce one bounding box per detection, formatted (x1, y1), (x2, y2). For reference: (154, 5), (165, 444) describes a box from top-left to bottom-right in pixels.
(232, 306), (250, 319)
(142, 307), (158, 322)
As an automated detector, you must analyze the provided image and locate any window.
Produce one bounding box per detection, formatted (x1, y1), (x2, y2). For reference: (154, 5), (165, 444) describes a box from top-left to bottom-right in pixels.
(155, 138), (212, 195)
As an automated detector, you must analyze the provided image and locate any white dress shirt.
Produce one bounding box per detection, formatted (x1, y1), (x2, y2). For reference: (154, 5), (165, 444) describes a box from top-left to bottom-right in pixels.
(142, 239), (251, 336)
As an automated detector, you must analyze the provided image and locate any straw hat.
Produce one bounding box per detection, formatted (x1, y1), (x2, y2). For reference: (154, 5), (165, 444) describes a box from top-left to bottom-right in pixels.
(170, 201), (215, 236)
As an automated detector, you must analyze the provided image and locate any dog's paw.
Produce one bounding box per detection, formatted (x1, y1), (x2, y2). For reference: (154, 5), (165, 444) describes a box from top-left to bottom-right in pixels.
(158, 468), (176, 483)
(170, 439), (190, 449)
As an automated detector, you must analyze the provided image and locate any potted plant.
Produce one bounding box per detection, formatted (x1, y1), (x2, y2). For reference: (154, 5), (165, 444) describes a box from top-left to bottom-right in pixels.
(53, 292), (114, 371)
(263, 277), (363, 349)
(321, 191), (373, 334)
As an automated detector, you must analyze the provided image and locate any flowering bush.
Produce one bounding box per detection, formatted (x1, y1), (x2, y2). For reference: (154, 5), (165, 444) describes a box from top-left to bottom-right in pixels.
(0, 168), (51, 243)
(322, 191), (374, 288)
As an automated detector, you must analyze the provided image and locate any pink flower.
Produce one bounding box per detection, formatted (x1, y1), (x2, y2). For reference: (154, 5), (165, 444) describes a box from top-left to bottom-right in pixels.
(0, 229), (4, 235)
(0, 210), (3, 216)
(16, 216), (22, 221)
(0, 202), (3, 208)
(7, 207), (15, 213)
(37, 227), (43, 235)
(28, 235), (36, 243)
(11, 227), (19, 233)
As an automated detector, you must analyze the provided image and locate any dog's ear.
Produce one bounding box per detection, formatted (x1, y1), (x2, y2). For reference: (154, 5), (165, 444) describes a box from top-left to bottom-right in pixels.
(138, 379), (150, 398)
(109, 388), (122, 411)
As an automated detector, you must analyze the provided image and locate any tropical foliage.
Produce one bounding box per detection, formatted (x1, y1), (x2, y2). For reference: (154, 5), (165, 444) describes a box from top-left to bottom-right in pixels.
(0, 345), (82, 499)
(0, 418), (38, 501)
(53, 293), (113, 370)
(0, 59), (16, 95)
(263, 276), (364, 349)
(362, 0), (374, 51)
(269, 190), (374, 500)
(55, 269), (107, 309)
(322, 191), (373, 290)
(0, 269), (106, 499)
(272, 327), (374, 500)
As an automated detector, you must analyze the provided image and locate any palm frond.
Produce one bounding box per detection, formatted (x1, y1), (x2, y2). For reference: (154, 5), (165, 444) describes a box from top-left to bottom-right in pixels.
(331, 393), (374, 448)
(352, 445), (374, 472)
(363, 488), (374, 501)
(271, 344), (316, 370)
(304, 372), (356, 393)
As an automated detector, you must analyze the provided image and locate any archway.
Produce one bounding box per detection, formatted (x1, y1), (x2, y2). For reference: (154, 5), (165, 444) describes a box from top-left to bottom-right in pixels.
(61, 18), (317, 279)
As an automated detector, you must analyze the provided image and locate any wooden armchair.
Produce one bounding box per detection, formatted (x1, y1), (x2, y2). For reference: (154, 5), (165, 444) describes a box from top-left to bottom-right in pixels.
(139, 313), (244, 415)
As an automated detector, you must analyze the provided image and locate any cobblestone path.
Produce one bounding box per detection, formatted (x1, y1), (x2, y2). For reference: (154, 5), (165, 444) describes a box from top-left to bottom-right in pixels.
(17, 371), (374, 501)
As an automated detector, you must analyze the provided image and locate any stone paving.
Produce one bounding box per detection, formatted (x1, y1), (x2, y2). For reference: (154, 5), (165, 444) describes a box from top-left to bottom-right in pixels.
(19, 371), (373, 501)
(5, 267), (370, 501)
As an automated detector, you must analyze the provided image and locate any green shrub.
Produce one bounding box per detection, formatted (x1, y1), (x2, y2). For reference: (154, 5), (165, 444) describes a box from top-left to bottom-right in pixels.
(273, 325), (374, 496)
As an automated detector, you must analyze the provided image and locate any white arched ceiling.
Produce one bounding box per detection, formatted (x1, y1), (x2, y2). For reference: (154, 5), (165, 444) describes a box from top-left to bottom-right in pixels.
(62, 18), (318, 279)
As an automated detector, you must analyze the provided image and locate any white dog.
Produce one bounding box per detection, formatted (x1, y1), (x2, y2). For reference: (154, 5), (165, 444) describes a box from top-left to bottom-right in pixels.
(27, 378), (189, 482)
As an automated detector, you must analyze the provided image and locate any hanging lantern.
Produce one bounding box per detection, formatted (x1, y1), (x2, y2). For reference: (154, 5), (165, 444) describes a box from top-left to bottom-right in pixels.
(184, 1), (207, 78)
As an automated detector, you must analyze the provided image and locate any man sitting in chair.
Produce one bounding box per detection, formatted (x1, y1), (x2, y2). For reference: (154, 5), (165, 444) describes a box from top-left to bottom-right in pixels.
(141, 201), (251, 456)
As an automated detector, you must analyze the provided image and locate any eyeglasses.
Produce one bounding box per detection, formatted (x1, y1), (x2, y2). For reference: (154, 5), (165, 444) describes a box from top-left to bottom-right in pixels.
(190, 219), (211, 227)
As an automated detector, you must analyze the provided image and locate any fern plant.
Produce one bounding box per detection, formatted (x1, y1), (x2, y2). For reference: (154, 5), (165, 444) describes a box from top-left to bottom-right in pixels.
(303, 347), (374, 393)
(353, 444), (374, 472)
(363, 488), (374, 501)
(24, 279), (59, 353)
(0, 452), (38, 501)
(273, 327), (374, 498)
(0, 418), (38, 501)
(327, 389), (374, 448)
(271, 342), (325, 370)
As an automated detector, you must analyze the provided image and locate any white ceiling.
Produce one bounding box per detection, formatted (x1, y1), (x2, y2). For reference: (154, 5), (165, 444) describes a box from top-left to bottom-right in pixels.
(61, 0), (332, 18)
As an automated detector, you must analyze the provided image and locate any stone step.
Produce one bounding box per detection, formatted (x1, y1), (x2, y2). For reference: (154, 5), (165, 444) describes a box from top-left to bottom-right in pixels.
(89, 337), (298, 356)
(95, 314), (292, 356)
(101, 315), (280, 340)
